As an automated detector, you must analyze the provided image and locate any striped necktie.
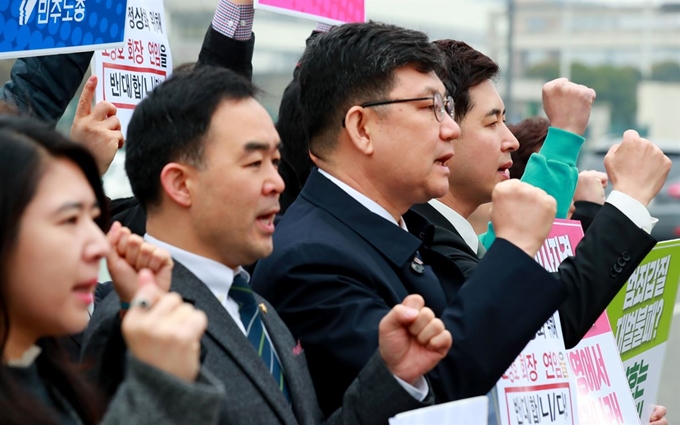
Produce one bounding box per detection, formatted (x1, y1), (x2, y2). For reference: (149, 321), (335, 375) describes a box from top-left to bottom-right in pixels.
(476, 242), (487, 259)
(229, 274), (291, 403)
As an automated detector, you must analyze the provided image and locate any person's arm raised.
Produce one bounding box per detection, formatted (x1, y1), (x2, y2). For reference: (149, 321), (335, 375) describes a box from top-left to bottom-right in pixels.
(70, 76), (124, 176)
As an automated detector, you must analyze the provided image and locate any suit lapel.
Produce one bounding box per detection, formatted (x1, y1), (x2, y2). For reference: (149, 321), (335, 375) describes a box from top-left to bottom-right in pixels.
(300, 170), (448, 313)
(256, 295), (316, 424)
(170, 262), (297, 425)
(411, 202), (458, 234)
(412, 202), (478, 258)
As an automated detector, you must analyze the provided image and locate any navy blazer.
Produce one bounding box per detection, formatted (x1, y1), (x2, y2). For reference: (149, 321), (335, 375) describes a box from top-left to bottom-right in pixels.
(251, 170), (570, 415)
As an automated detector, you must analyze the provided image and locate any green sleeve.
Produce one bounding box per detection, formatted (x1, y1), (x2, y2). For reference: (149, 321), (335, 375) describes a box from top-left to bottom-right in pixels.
(480, 126), (585, 249)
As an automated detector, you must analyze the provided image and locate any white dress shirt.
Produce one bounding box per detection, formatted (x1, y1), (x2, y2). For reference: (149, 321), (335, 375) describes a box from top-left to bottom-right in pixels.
(319, 169), (408, 230)
(428, 199), (480, 253)
(606, 191), (658, 234)
(318, 169), (429, 401)
(144, 234), (287, 370)
(144, 234), (254, 334)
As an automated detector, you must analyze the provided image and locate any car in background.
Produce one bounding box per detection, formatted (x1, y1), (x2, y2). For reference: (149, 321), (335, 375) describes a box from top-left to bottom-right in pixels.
(648, 175), (680, 241)
(578, 139), (680, 241)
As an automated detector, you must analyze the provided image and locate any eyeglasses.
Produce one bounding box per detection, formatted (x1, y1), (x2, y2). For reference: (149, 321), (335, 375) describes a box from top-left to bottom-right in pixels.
(345, 93), (454, 127)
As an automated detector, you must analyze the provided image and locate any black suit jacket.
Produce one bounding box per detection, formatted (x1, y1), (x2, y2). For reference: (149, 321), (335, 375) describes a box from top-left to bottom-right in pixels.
(411, 201), (657, 348)
(251, 170), (570, 415)
(82, 262), (432, 425)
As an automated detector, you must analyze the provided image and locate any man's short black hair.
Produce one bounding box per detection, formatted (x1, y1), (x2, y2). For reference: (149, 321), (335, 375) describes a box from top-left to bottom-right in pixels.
(277, 80), (313, 188)
(434, 39), (500, 122)
(125, 66), (256, 211)
(297, 21), (444, 159)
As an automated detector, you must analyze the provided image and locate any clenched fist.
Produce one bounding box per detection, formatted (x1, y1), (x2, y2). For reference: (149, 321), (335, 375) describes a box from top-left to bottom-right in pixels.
(574, 170), (608, 205)
(491, 180), (557, 257)
(379, 294), (452, 386)
(542, 78), (596, 136)
(107, 222), (173, 304)
(604, 130), (671, 206)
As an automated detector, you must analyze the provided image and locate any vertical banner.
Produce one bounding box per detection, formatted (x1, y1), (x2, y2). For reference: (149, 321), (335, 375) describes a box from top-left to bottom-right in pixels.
(566, 314), (641, 425)
(495, 220), (585, 425)
(605, 239), (680, 422)
(254, 0), (364, 25)
(1, 0), (128, 59)
(92, 0), (171, 137)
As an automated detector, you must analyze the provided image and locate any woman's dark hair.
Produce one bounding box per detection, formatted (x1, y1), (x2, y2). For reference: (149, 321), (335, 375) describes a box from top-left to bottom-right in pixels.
(507, 117), (551, 179)
(0, 114), (107, 425)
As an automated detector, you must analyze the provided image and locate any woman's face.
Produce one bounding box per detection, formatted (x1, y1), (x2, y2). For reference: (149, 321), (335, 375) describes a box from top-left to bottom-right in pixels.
(6, 158), (110, 340)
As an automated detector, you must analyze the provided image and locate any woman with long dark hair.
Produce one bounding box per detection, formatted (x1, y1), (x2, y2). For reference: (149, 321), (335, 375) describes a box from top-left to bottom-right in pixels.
(0, 114), (224, 425)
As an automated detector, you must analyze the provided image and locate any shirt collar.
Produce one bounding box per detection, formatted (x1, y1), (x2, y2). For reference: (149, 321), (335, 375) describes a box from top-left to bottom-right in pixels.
(7, 345), (42, 368)
(144, 234), (250, 295)
(318, 169), (407, 231)
(428, 199), (479, 253)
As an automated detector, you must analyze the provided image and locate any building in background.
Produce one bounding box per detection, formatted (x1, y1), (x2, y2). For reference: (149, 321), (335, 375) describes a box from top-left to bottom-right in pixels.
(488, 0), (680, 141)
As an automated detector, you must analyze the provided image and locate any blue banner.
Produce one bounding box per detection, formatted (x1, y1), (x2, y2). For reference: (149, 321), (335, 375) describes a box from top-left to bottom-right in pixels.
(1, 0), (128, 59)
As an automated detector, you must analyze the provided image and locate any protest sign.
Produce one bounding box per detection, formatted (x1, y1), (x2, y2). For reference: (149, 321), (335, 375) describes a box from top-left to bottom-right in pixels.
(92, 0), (171, 137)
(1, 0), (128, 59)
(495, 220), (585, 425)
(606, 238), (680, 422)
(254, 0), (364, 25)
(389, 395), (488, 425)
(566, 314), (641, 425)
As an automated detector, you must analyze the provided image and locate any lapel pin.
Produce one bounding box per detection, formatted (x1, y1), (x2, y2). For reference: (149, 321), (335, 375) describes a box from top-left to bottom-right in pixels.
(411, 256), (424, 274)
(259, 303), (268, 314)
(293, 340), (303, 356)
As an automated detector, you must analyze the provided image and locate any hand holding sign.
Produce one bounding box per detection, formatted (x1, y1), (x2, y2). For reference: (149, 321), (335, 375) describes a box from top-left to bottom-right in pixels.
(649, 405), (667, 425)
(379, 294), (452, 386)
(604, 130), (671, 206)
(70, 75), (124, 176)
(491, 180), (557, 257)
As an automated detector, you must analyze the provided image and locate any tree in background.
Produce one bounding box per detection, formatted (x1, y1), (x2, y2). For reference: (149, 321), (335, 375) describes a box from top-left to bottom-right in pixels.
(525, 60), (680, 135)
(651, 61), (680, 83)
(526, 60), (642, 134)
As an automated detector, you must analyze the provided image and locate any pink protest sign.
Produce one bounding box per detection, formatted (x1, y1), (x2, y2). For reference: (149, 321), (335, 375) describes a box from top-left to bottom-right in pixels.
(534, 219), (584, 272)
(567, 314), (641, 425)
(255, 0), (365, 24)
(496, 220), (585, 425)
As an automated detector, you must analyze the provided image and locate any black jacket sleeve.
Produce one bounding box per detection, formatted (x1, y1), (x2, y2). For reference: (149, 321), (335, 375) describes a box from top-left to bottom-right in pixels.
(557, 203), (657, 348)
(196, 27), (255, 81)
(2, 52), (92, 124)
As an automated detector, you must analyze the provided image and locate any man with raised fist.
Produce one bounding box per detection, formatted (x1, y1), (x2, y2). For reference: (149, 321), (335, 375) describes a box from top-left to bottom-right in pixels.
(251, 22), (571, 415)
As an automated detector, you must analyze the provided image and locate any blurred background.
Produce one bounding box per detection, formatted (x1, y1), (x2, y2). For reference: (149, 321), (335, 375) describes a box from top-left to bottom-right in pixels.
(1, 0), (678, 418)
(2, 0), (678, 213)
(3, 0), (678, 234)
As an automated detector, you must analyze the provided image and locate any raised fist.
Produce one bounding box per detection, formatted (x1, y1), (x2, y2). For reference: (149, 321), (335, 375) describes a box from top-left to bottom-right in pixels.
(542, 78), (596, 136)
(491, 180), (557, 257)
(604, 130), (671, 206)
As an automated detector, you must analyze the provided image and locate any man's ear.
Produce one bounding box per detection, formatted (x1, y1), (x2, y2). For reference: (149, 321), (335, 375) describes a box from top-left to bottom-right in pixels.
(159, 163), (195, 208)
(344, 106), (375, 156)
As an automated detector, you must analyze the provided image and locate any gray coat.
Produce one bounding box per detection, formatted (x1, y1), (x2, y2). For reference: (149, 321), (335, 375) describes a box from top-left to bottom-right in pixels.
(83, 261), (433, 425)
(101, 355), (225, 425)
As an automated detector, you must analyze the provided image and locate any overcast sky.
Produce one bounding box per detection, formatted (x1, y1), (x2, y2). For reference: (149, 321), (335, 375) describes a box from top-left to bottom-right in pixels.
(365, 0), (502, 33)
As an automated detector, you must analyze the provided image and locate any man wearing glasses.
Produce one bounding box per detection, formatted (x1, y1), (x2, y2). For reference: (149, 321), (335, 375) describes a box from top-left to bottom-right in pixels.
(251, 21), (569, 416)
